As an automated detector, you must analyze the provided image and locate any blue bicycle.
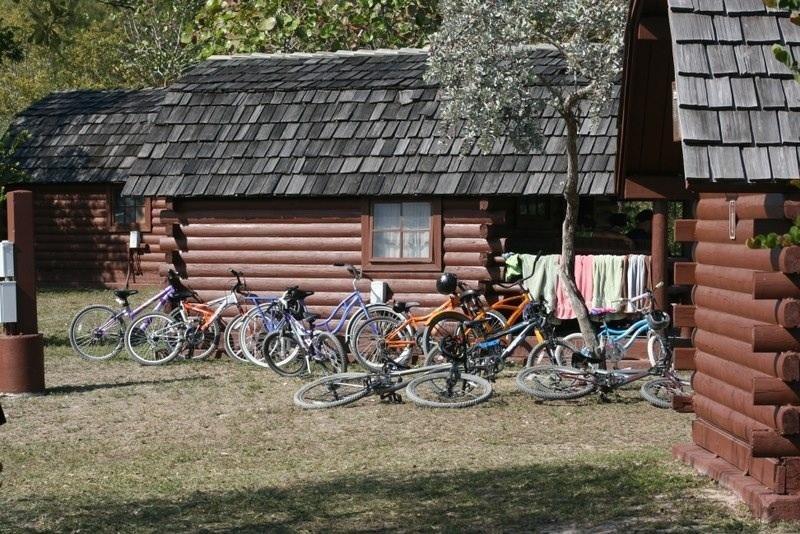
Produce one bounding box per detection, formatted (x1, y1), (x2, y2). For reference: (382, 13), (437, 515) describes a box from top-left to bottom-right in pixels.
(560, 285), (666, 368)
(238, 264), (402, 368)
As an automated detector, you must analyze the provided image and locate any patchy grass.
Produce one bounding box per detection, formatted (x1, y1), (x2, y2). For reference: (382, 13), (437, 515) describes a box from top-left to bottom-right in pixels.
(0, 288), (797, 532)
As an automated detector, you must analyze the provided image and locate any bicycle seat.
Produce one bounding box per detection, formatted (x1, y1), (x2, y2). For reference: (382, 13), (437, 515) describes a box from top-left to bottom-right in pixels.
(459, 289), (482, 301)
(113, 289), (138, 300)
(286, 288), (314, 300)
(393, 301), (419, 313)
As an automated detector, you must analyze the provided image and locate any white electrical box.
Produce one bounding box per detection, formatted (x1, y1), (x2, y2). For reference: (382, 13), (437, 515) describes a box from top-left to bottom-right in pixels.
(370, 281), (388, 304)
(129, 230), (141, 250)
(0, 281), (17, 323)
(0, 241), (14, 278)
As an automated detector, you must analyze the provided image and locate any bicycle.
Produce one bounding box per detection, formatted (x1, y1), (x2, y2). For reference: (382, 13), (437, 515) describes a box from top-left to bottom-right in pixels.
(516, 310), (693, 408)
(421, 298), (568, 375)
(237, 263), (402, 368)
(350, 279), (506, 371)
(258, 287), (347, 377)
(124, 270), (250, 365)
(560, 285), (666, 368)
(68, 269), (185, 362)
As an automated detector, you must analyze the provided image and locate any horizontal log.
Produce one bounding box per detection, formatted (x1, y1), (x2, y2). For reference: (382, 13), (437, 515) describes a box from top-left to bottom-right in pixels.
(443, 237), (505, 254)
(677, 218), (792, 244)
(696, 194), (798, 221)
(443, 251), (488, 267)
(750, 429), (800, 457)
(752, 325), (800, 352)
(695, 350), (773, 393)
(691, 419), (789, 493)
(443, 210), (506, 225)
(674, 219), (696, 242)
(693, 285), (800, 327)
(694, 242), (800, 273)
(161, 209), (361, 223)
(694, 307), (765, 345)
(189, 290), (448, 309)
(694, 363), (800, 434)
(443, 223), (490, 239)
(35, 216), (108, 227)
(693, 329), (800, 380)
(171, 250), (362, 265)
(673, 262), (696, 285)
(753, 272), (800, 300)
(672, 304), (696, 328)
(161, 236), (362, 252)
(164, 263), (495, 282)
(177, 199), (361, 211)
(674, 347), (696, 370)
(180, 276), (439, 294)
(174, 222), (361, 238)
(752, 376), (800, 406)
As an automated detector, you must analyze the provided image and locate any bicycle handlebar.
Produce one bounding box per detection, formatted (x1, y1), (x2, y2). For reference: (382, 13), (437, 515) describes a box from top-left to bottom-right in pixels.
(494, 251), (542, 289)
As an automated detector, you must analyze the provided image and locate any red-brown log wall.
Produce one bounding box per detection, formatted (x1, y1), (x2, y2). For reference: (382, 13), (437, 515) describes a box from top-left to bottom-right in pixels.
(161, 198), (507, 315)
(23, 185), (167, 287)
(674, 192), (800, 499)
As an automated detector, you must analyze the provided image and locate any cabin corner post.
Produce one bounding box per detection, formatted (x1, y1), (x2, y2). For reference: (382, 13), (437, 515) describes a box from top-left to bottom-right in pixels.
(651, 199), (668, 310)
(0, 190), (45, 395)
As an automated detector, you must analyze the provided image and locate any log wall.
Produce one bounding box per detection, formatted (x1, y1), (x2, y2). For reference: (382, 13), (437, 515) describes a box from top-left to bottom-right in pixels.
(674, 192), (800, 498)
(161, 198), (508, 316)
(26, 185), (167, 287)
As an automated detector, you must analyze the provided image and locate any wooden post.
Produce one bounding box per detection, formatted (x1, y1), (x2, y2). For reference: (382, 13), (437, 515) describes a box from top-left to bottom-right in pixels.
(652, 200), (668, 309)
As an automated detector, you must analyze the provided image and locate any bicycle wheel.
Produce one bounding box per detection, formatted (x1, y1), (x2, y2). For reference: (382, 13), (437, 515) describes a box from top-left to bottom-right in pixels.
(261, 330), (307, 377)
(344, 304), (405, 345)
(405, 371), (493, 408)
(525, 339), (581, 367)
(125, 312), (183, 365)
(640, 376), (692, 409)
(308, 331), (347, 376)
(293, 372), (372, 409)
(223, 315), (248, 363)
(69, 305), (125, 361)
(180, 316), (221, 361)
(239, 304), (282, 367)
(421, 311), (470, 358)
(516, 365), (596, 400)
(351, 316), (416, 371)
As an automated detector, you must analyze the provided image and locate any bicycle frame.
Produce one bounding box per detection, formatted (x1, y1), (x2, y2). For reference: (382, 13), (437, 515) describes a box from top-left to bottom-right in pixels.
(384, 295), (462, 350)
(490, 292), (531, 326)
(598, 317), (650, 353)
(315, 290), (370, 335)
(181, 291), (242, 330)
(103, 285), (176, 329)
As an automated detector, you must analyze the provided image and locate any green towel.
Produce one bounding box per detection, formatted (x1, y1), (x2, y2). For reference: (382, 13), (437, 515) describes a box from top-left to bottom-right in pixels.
(504, 254), (523, 280)
(521, 254), (559, 312)
(592, 255), (625, 310)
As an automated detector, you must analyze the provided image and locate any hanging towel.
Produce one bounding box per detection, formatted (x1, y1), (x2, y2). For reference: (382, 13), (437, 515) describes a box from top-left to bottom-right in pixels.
(592, 255), (626, 310)
(555, 255), (594, 319)
(625, 254), (648, 312)
(521, 254), (559, 312)
(504, 253), (523, 281)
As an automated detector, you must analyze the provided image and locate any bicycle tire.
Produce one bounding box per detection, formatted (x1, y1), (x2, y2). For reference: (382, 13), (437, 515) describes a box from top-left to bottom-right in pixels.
(640, 377), (691, 409)
(261, 330), (307, 377)
(344, 304), (405, 345)
(525, 339), (579, 367)
(239, 303), (282, 366)
(223, 315), (248, 363)
(516, 365), (596, 400)
(293, 372), (372, 409)
(181, 317), (221, 361)
(405, 371), (493, 408)
(125, 312), (183, 365)
(420, 309), (506, 358)
(69, 305), (125, 361)
(351, 316), (416, 371)
(647, 333), (668, 368)
(308, 330), (348, 376)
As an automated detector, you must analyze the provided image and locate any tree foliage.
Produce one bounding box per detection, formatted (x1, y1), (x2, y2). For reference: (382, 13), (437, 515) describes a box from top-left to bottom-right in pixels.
(189, 0), (439, 56)
(428, 0), (626, 351)
(764, 0), (800, 80)
(0, 130), (29, 201)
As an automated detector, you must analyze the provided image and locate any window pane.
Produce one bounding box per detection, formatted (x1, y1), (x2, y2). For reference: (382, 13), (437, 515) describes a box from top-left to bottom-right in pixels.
(403, 202), (430, 230)
(373, 230), (401, 258)
(374, 203), (402, 230)
(403, 230), (430, 258)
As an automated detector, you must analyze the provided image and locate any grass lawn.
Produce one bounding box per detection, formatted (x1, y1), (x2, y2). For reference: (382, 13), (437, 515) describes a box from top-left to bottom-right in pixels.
(0, 288), (797, 532)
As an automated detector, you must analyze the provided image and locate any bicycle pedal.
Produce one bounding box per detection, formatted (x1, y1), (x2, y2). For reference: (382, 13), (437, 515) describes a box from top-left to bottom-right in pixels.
(380, 392), (403, 404)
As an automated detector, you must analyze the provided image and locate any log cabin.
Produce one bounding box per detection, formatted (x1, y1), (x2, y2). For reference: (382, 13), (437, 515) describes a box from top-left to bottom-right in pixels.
(119, 47), (626, 313)
(621, 0), (800, 520)
(8, 89), (169, 286)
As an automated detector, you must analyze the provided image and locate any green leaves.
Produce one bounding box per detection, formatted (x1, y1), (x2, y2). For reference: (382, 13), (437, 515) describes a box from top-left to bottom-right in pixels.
(0, 130), (30, 202)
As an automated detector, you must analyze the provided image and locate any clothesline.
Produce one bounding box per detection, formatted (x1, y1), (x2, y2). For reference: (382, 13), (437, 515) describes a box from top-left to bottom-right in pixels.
(503, 253), (651, 320)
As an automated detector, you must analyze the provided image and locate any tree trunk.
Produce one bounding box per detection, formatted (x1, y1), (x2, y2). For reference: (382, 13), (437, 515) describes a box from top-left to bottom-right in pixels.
(560, 111), (600, 355)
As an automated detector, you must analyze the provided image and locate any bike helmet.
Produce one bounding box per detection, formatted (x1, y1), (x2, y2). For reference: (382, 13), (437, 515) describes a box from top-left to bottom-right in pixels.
(436, 272), (458, 295)
(646, 310), (670, 331)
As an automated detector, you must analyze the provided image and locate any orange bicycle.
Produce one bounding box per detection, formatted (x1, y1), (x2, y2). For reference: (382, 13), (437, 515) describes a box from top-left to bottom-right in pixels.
(349, 273), (506, 371)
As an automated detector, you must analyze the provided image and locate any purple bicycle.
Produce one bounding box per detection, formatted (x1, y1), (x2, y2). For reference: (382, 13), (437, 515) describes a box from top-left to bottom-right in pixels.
(68, 270), (185, 362)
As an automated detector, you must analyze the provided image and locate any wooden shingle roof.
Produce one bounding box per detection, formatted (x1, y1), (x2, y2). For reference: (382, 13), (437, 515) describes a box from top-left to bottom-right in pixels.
(670, 0), (800, 181)
(10, 89), (164, 183)
(123, 48), (619, 198)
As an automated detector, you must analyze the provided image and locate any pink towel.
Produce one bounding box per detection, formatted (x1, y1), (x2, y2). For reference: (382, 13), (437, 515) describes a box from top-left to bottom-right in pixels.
(555, 255), (594, 320)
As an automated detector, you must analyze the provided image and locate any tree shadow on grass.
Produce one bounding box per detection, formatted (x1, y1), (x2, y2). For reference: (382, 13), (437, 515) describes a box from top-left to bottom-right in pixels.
(46, 375), (212, 396)
(2, 456), (756, 533)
